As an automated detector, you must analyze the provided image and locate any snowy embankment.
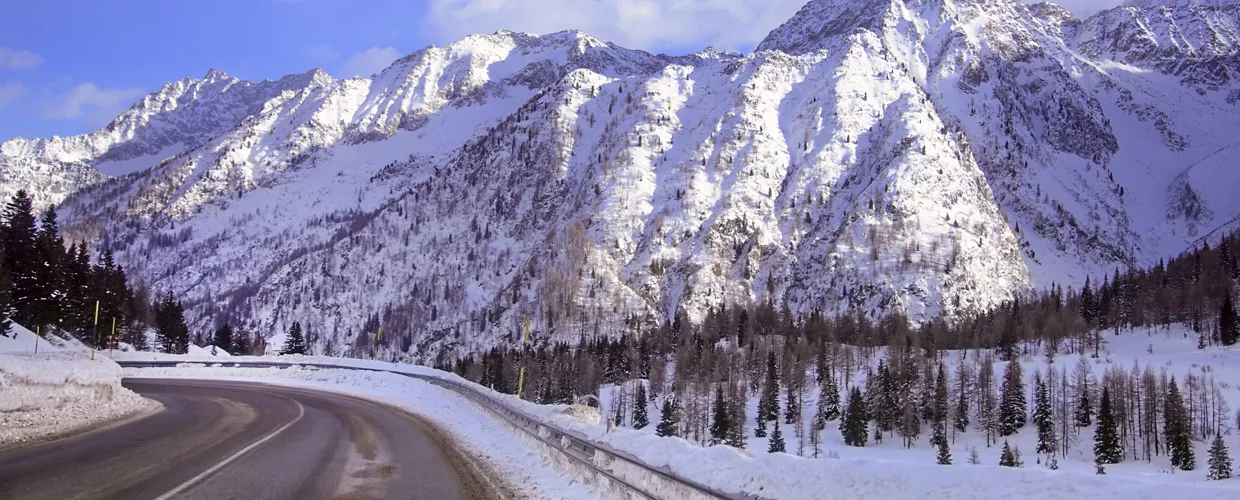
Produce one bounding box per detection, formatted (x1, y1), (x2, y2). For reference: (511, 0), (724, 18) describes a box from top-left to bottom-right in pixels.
(122, 362), (595, 500)
(1, 324), (157, 448)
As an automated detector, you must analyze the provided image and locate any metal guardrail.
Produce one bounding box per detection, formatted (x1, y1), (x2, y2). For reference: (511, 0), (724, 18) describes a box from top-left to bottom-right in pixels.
(118, 359), (749, 500)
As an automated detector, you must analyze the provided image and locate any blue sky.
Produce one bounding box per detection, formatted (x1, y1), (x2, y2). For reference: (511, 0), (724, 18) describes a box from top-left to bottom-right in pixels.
(0, 0), (1124, 143)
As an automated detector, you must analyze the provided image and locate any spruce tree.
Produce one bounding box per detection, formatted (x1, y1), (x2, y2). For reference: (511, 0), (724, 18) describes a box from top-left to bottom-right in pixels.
(816, 370), (841, 429)
(1166, 379), (1196, 471)
(656, 394), (680, 438)
(633, 383), (649, 429)
(760, 350), (780, 421)
(1093, 386), (1122, 465)
(768, 419), (786, 453)
(842, 386), (868, 446)
(710, 385), (731, 445)
(1208, 433), (1232, 480)
(999, 440), (1017, 467)
(1, 190), (38, 326)
(934, 362), (949, 429)
(1032, 373), (1057, 455)
(934, 425), (952, 465)
(214, 324), (234, 352)
(0, 251), (12, 336)
(1220, 290), (1238, 346)
(32, 205), (66, 330)
(785, 381), (799, 425)
(726, 393), (747, 448)
(154, 293), (190, 354)
(999, 360), (1027, 436)
(954, 381), (970, 433)
(280, 321), (307, 355)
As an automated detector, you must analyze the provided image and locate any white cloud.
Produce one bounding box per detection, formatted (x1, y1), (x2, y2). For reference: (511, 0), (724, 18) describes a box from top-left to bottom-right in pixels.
(44, 83), (145, 127)
(0, 81), (26, 107)
(0, 47), (43, 70)
(424, 0), (809, 53)
(339, 46), (402, 77)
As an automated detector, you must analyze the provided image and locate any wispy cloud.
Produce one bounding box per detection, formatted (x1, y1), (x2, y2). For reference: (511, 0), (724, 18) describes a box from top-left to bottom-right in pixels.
(339, 46), (401, 77)
(0, 47), (43, 70)
(0, 81), (26, 107)
(43, 82), (145, 127)
(305, 44), (342, 64)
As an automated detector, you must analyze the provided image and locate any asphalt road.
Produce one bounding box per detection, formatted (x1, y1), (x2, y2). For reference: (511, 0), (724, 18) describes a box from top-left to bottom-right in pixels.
(0, 379), (496, 500)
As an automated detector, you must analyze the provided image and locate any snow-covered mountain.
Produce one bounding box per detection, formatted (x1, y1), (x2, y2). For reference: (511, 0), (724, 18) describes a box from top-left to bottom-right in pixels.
(5, 0), (1240, 359)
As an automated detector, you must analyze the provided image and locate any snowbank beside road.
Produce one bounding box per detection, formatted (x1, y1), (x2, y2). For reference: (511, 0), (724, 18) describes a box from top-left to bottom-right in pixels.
(124, 364), (596, 500)
(1, 325), (158, 448)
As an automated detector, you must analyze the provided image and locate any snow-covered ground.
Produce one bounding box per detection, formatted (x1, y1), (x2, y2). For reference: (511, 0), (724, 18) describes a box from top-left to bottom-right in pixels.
(0, 324), (157, 448)
(118, 324), (1240, 499)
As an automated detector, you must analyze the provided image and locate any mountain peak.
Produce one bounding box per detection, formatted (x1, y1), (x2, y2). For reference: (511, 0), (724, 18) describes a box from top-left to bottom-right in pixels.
(203, 67), (231, 82)
(756, 0), (895, 54)
(1124, 0), (1240, 7)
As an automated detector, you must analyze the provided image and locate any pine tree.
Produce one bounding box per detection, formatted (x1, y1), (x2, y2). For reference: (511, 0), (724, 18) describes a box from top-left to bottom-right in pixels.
(1166, 379), (1196, 471)
(999, 360), (1027, 436)
(999, 440), (1017, 467)
(154, 293), (190, 354)
(633, 383), (649, 429)
(656, 394), (680, 438)
(816, 369), (841, 429)
(1093, 386), (1122, 465)
(1208, 433), (1232, 480)
(842, 386), (868, 447)
(768, 419), (786, 453)
(0, 251), (12, 336)
(760, 350), (780, 422)
(934, 425), (952, 465)
(710, 385), (731, 445)
(968, 447), (980, 465)
(1, 190), (38, 326)
(933, 362), (949, 429)
(785, 381), (799, 425)
(214, 324), (234, 352)
(726, 391), (747, 448)
(231, 330), (252, 356)
(280, 321), (307, 355)
(1220, 290), (1238, 346)
(1032, 372), (1057, 455)
(32, 205), (65, 330)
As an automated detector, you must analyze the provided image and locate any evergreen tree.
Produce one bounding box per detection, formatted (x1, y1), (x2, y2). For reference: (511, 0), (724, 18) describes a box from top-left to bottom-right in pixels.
(760, 350), (780, 422)
(1032, 372), (1057, 455)
(710, 385), (731, 445)
(933, 362), (949, 429)
(954, 380), (970, 433)
(935, 426), (952, 465)
(1166, 379), (1196, 471)
(1, 190), (38, 326)
(726, 392), (747, 448)
(816, 369), (841, 428)
(768, 419), (786, 453)
(214, 324), (234, 351)
(842, 386), (868, 447)
(153, 293), (189, 354)
(755, 409), (768, 438)
(1220, 290), (1238, 346)
(0, 251), (12, 335)
(999, 360), (1027, 436)
(1093, 386), (1122, 465)
(231, 330), (252, 356)
(1208, 433), (1232, 480)
(32, 205), (65, 330)
(999, 440), (1017, 467)
(280, 321), (307, 355)
(656, 394), (680, 438)
(785, 381), (799, 425)
(633, 383), (649, 429)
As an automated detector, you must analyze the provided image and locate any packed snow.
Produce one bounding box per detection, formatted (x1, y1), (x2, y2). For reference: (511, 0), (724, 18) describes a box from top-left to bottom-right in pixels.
(0, 324), (158, 448)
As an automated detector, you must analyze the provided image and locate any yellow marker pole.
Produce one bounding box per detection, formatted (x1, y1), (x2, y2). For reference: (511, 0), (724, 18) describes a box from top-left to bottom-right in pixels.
(109, 317), (117, 358)
(517, 317), (531, 397)
(374, 327), (382, 360)
(91, 300), (100, 360)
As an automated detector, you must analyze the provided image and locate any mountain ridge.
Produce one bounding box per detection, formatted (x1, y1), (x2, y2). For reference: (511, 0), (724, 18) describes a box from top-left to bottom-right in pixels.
(3, 0), (1239, 359)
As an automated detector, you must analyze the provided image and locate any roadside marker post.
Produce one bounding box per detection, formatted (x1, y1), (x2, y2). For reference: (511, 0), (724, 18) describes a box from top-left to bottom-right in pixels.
(91, 300), (100, 360)
(33, 325), (39, 354)
(517, 316), (531, 397)
(109, 317), (117, 358)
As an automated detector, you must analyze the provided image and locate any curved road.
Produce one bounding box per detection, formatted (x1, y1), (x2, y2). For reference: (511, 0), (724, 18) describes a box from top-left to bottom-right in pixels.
(0, 379), (496, 500)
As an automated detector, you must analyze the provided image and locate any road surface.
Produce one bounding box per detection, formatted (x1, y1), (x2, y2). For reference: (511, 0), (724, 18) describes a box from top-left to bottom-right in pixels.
(0, 379), (496, 500)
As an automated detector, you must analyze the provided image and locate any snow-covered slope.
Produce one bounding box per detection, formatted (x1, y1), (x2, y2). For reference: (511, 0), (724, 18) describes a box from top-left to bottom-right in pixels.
(4, 0), (1240, 359)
